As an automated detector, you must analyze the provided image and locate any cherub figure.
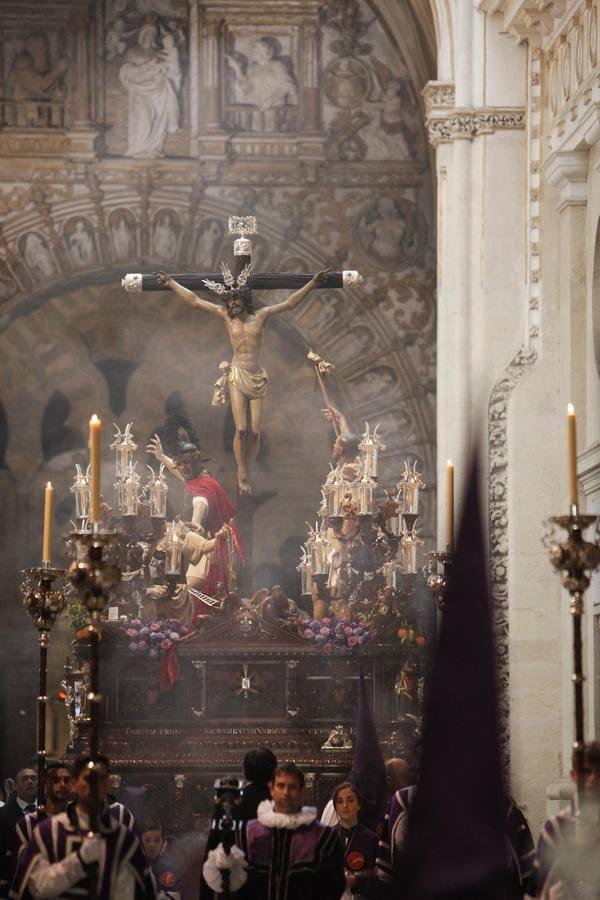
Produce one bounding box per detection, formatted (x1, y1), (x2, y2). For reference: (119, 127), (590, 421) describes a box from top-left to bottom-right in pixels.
(155, 265), (330, 494)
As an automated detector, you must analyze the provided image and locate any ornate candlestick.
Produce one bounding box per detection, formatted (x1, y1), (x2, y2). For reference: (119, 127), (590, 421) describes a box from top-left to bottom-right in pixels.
(306, 521), (330, 577)
(546, 512), (600, 804)
(70, 464), (90, 524)
(397, 460), (425, 516)
(297, 546), (313, 600)
(67, 529), (121, 760)
(146, 463), (168, 518)
(359, 422), (385, 481)
(398, 527), (423, 576)
(163, 519), (186, 578)
(424, 550), (453, 610)
(120, 463), (141, 517)
(111, 423), (138, 515)
(19, 566), (66, 805)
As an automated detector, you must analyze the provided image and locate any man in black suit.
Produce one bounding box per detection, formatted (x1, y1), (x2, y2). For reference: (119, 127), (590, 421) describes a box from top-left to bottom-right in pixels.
(0, 768), (37, 898)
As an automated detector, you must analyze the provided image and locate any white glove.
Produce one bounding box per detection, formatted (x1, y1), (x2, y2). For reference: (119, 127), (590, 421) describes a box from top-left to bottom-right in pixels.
(78, 835), (102, 864)
(203, 843), (247, 892)
(146, 584), (169, 601)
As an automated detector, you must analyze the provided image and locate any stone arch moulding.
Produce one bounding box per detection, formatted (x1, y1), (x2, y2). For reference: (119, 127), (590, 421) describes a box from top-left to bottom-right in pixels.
(370, 0), (440, 90)
(1, 311), (110, 481)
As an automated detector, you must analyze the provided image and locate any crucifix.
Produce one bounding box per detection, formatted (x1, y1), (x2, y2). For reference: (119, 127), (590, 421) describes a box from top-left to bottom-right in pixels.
(122, 216), (362, 496)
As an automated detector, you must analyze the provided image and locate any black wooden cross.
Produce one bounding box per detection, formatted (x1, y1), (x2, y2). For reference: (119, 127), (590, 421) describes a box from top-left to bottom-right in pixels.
(122, 268), (361, 293)
(121, 216), (362, 294)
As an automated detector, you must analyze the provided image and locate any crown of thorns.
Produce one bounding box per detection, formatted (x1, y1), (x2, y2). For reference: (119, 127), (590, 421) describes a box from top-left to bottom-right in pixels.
(202, 261), (252, 297)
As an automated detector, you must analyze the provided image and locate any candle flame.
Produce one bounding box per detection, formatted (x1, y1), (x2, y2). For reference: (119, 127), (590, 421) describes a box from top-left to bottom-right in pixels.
(447, 459), (453, 468)
(90, 414), (100, 424)
(567, 403), (575, 416)
(46, 481), (52, 489)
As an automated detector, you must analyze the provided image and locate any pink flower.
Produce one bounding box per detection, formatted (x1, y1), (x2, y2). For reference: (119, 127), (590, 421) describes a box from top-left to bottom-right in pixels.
(320, 627), (330, 637)
(130, 619), (142, 627)
(125, 628), (137, 638)
(347, 636), (358, 647)
(344, 626), (353, 635)
(160, 638), (173, 650)
(304, 628), (315, 639)
(322, 617), (332, 625)
(149, 623), (161, 632)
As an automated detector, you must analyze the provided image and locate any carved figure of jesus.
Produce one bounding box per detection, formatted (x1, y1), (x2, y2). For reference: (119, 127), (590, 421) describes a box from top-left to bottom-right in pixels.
(155, 268), (330, 494)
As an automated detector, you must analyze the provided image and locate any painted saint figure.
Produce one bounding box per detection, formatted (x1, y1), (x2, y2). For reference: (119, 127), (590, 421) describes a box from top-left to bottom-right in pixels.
(227, 36), (297, 132)
(155, 266), (330, 494)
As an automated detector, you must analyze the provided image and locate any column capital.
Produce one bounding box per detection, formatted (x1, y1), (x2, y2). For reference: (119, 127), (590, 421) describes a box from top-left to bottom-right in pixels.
(544, 148), (589, 211)
(422, 80), (455, 117)
(422, 80), (525, 148)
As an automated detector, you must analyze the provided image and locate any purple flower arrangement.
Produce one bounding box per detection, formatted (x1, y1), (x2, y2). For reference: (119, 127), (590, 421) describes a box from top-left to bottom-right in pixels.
(301, 617), (370, 653)
(120, 617), (189, 658)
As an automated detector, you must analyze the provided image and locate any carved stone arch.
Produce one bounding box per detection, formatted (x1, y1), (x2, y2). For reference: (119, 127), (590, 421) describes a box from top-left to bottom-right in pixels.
(2, 299), (109, 480)
(370, 0), (439, 89)
(41, 389), (86, 462)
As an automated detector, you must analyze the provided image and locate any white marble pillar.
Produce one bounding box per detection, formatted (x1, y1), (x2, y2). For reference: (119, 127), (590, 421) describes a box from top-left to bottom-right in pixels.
(546, 149), (595, 755)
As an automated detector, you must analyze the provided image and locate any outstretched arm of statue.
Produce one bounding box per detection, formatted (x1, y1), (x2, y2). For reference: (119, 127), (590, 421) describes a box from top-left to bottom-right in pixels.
(322, 407), (351, 435)
(154, 271), (226, 318)
(146, 434), (185, 482)
(258, 268), (331, 319)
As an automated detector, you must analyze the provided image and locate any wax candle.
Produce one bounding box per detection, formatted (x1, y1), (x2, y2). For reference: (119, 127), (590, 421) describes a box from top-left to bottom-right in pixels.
(42, 482), (53, 563)
(446, 460), (454, 549)
(89, 415), (102, 524)
(567, 403), (578, 509)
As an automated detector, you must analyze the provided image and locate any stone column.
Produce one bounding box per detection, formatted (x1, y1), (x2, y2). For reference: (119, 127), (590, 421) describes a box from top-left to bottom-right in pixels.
(298, 20), (325, 167)
(302, 21), (319, 132)
(546, 148), (600, 746)
(203, 20), (221, 129)
(545, 150), (589, 437)
(71, 11), (92, 127)
(197, 18), (228, 160)
(68, 8), (98, 158)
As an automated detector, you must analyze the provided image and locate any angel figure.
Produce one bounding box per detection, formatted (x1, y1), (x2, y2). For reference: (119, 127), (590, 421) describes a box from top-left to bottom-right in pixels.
(155, 264), (330, 494)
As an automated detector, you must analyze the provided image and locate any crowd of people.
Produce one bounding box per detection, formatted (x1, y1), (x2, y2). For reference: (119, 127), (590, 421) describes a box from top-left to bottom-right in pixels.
(0, 741), (597, 899)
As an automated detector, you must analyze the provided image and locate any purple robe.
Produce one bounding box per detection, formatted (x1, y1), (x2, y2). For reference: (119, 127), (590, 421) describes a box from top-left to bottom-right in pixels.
(240, 816), (345, 900)
(11, 806), (154, 899)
